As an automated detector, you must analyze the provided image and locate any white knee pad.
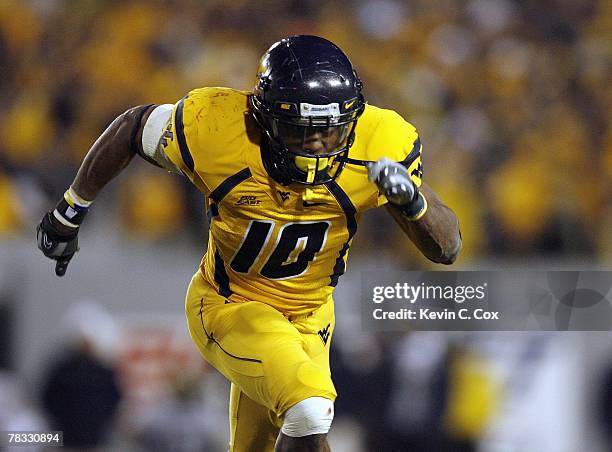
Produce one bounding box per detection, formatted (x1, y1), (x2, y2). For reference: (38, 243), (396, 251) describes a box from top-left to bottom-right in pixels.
(281, 397), (334, 437)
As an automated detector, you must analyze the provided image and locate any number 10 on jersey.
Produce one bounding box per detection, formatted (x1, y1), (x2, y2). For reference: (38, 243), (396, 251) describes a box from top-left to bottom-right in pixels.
(230, 221), (330, 280)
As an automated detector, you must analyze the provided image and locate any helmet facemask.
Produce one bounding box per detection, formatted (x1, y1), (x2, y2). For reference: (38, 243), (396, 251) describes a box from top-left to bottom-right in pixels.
(252, 96), (363, 186)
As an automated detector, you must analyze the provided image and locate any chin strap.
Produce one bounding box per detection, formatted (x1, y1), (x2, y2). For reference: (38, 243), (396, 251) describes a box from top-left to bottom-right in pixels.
(336, 156), (374, 167)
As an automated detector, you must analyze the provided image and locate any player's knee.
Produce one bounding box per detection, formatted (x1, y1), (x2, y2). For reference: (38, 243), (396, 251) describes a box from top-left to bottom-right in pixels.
(280, 397), (334, 437)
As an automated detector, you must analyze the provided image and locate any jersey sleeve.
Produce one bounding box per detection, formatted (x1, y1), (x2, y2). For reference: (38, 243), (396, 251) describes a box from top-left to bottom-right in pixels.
(140, 104), (182, 174)
(368, 109), (423, 208)
(159, 95), (210, 193)
(159, 88), (252, 196)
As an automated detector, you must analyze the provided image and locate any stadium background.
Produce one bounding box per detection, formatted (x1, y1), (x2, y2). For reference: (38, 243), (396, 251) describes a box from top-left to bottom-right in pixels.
(0, 0), (611, 450)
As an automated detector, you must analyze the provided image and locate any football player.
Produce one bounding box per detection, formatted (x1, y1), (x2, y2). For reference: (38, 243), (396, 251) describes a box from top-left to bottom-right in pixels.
(37, 35), (461, 452)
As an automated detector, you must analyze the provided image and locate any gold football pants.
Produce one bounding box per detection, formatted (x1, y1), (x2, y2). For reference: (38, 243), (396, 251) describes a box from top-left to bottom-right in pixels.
(185, 270), (336, 451)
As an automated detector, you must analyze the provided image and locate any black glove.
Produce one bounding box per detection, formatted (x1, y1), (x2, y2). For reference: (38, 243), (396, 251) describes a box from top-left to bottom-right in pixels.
(37, 212), (79, 277)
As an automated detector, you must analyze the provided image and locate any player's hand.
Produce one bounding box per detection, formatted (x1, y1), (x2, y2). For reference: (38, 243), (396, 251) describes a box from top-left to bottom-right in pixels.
(36, 212), (79, 277)
(367, 157), (427, 220)
(367, 157), (417, 206)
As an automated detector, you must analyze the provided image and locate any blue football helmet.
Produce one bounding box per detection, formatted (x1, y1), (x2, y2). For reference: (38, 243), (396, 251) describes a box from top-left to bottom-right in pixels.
(251, 35), (366, 186)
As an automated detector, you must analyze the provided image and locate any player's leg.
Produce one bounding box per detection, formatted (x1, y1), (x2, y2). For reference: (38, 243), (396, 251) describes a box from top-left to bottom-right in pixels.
(185, 271), (337, 451)
(275, 433), (330, 452)
(274, 304), (336, 452)
(275, 396), (334, 452)
(229, 382), (279, 452)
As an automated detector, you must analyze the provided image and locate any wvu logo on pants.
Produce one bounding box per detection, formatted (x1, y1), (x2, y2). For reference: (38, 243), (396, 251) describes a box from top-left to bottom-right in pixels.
(318, 323), (331, 345)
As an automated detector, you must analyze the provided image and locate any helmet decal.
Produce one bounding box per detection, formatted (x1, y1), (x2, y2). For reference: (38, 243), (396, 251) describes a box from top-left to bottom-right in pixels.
(300, 103), (340, 117)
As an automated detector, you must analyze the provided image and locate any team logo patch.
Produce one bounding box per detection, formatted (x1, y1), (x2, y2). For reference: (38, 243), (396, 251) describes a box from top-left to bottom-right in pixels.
(235, 195), (261, 206)
(318, 323), (331, 345)
(159, 123), (174, 149)
(277, 190), (290, 202)
(411, 163), (423, 179)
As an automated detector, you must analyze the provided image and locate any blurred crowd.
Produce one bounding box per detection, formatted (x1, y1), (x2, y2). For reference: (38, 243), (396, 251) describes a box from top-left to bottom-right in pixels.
(0, 0), (611, 262)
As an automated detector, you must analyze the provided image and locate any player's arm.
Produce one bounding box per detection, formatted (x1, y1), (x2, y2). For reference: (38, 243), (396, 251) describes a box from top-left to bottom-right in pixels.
(384, 182), (461, 264)
(36, 103), (179, 276)
(368, 159), (461, 264)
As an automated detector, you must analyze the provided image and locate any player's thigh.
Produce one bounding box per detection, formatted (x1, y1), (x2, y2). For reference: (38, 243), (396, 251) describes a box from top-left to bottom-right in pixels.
(185, 273), (336, 415)
(292, 296), (335, 372)
(229, 383), (279, 452)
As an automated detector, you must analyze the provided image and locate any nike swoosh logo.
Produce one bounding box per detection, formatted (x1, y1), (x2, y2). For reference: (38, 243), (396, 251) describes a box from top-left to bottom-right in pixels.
(43, 234), (53, 250)
(302, 201), (326, 207)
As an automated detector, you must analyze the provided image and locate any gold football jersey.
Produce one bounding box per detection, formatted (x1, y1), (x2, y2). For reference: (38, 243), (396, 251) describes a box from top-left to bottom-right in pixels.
(161, 87), (422, 315)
